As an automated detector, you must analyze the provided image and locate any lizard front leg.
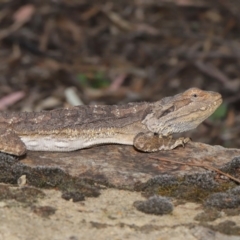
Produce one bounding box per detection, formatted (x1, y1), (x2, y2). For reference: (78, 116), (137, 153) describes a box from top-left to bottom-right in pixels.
(133, 132), (190, 152)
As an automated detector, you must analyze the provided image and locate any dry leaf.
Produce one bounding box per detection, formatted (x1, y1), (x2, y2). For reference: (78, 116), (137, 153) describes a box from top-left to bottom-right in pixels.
(13, 4), (35, 24)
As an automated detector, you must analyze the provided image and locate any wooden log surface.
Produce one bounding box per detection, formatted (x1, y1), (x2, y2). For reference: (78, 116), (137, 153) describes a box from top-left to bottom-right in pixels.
(9, 141), (239, 188)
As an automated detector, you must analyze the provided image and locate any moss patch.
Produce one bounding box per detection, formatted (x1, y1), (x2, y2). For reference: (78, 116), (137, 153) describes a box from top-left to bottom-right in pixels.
(0, 153), (101, 199)
(32, 205), (57, 218)
(204, 221), (240, 236)
(0, 184), (45, 207)
(137, 172), (237, 204)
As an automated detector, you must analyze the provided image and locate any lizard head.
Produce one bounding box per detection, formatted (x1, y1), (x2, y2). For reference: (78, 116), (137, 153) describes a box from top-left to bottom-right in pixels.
(143, 88), (222, 135)
(179, 87), (222, 111)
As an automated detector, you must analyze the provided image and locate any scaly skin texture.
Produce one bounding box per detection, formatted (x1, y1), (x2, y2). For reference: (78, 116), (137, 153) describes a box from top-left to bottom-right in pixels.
(0, 88), (222, 155)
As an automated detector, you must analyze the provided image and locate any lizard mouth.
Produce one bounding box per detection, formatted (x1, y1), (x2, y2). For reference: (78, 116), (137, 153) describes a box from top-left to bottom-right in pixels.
(213, 97), (223, 107)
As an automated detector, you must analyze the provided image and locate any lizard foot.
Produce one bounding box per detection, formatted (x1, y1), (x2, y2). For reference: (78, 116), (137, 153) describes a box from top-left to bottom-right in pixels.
(134, 132), (191, 152)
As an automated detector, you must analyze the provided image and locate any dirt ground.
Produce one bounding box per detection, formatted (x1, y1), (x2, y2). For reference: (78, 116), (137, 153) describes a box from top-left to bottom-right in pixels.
(1, 186), (240, 240)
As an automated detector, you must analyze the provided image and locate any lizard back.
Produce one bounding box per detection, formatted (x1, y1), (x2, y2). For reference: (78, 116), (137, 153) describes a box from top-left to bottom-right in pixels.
(0, 102), (151, 134)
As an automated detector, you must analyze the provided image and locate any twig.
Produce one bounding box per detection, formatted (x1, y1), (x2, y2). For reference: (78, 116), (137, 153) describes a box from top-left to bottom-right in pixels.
(149, 157), (240, 184)
(0, 91), (25, 110)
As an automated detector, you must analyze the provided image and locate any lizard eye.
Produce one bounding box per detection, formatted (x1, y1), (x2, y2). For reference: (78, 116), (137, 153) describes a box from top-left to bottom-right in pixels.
(192, 94), (198, 97)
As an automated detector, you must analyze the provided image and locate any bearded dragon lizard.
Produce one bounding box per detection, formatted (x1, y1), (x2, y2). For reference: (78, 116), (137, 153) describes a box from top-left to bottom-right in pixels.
(0, 88), (222, 156)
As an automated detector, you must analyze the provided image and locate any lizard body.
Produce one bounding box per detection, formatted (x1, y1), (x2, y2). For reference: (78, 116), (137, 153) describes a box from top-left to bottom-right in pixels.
(0, 88), (222, 156)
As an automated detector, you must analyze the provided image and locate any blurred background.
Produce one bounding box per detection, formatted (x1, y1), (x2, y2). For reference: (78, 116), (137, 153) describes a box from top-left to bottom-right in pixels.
(0, 0), (239, 148)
